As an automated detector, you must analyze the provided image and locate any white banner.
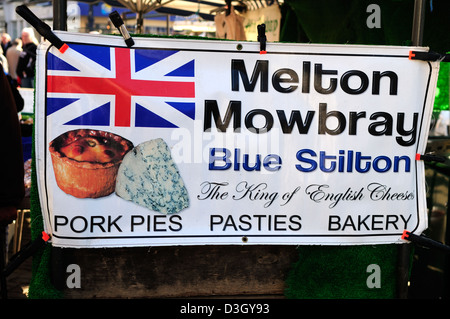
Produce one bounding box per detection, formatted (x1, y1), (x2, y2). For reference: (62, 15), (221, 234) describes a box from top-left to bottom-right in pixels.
(35, 32), (439, 247)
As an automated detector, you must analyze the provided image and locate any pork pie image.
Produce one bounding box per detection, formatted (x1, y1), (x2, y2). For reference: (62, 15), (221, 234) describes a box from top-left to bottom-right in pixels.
(115, 138), (189, 214)
(49, 129), (133, 198)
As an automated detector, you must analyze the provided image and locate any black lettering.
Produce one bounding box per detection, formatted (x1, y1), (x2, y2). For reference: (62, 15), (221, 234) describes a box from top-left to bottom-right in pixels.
(169, 215), (182, 231)
(245, 109), (274, 133)
(328, 215), (341, 230)
(343, 215), (356, 231)
(314, 63), (338, 94)
(90, 216), (106, 232)
(231, 59), (268, 92)
(131, 215), (145, 232)
(357, 215), (370, 231)
(108, 216), (122, 232)
(239, 215), (252, 231)
(372, 215), (384, 230)
(340, 70), (369, 94)
(368, 112), (393, 136)
(385, 215), (399, 230)
(318, 103), (346, 135)
(302, 61), (311, 93)
(224, 215), (238, 231)
(289, 215), (302, 231)
(400, 214), (412, 229)
(396, 113), (418, 147)
(210, 215), (223, 231)
(54, 215), (68, 232)
(276, 110), (315, 134)
(349, 111), (366, 135)
(71, 216), (88, 233)
(272, 68), (298, 93)
(372, 71), (398, 95)
(274, 215), (287, 231)
(153, 215), (166, 232)
(204, 100), (241, 132)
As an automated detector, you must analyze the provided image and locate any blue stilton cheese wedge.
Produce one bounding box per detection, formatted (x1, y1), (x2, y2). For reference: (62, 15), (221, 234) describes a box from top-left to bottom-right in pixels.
(115, 138), (189, 214)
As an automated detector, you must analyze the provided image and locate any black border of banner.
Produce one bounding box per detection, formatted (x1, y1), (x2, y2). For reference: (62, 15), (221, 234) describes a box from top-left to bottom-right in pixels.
(41, 40), (433, 245)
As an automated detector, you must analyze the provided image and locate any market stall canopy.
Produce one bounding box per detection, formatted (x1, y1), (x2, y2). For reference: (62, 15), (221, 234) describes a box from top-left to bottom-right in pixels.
(76, 0), (261, 21)
(62, 0), (263, 33)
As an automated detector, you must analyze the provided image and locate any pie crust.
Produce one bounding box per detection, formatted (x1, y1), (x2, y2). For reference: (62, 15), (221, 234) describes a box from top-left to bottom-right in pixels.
(49, 129), (133, 198)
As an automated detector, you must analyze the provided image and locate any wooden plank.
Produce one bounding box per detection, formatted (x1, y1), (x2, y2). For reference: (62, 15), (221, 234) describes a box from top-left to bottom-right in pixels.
(60, 245), (299, 298)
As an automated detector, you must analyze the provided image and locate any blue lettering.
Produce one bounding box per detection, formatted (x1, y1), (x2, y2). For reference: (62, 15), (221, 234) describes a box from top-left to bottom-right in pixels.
(243, 154), (261, 171)
(295, 149), (317, 172)
(295, 149), (411, 173)
(209, 148), (232, 170)
(373, 156), (391, 172)
(319, 151), (336, 172)
(338, 150), (345, 172)
(393, 156), (410, 172)
(209, 148), (282, 171)
(355, 152), (371, 173)
(347, 150), (354, 172)
(263, 154), (282, 171)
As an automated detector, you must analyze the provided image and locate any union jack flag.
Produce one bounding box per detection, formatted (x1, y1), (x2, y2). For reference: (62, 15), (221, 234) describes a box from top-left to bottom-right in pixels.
(46, 43), (196, 128)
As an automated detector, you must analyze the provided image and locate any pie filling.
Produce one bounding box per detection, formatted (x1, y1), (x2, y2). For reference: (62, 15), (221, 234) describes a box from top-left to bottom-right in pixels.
(51, 130), (132, 164)
(60, 136), (127, 163)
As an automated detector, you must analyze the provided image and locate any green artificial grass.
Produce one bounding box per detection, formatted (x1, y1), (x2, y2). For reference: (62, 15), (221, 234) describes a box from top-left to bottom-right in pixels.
(434, 62), (450, 112)
(28, 99), (62, 299)
(284, 245), (399, 299)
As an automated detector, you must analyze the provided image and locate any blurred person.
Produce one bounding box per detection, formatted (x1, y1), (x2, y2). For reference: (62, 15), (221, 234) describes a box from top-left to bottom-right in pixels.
(0, 46), (22, 112)
(6, 38), (22, 87)
(0, 64), (25, 277)
(1, 33), (12, 54)
(16, 28), (38, 88)
(0, 46), (8, 74)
